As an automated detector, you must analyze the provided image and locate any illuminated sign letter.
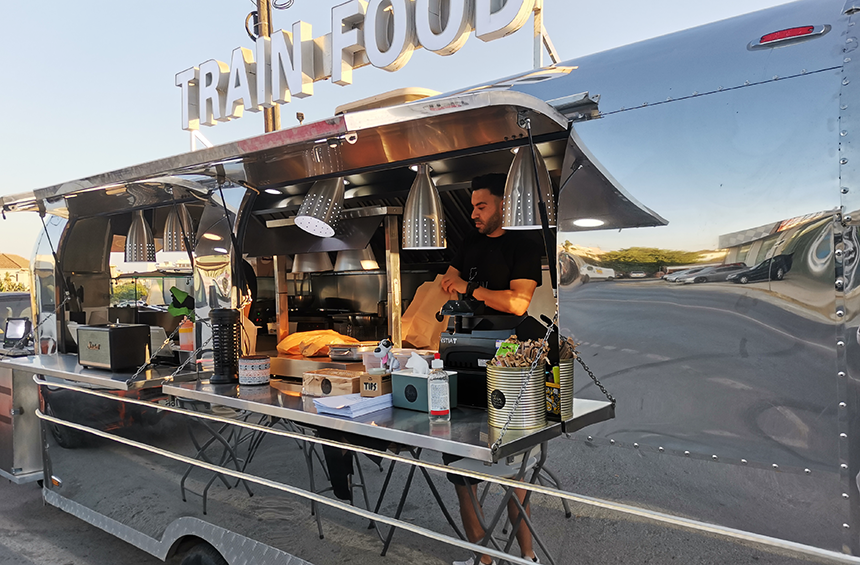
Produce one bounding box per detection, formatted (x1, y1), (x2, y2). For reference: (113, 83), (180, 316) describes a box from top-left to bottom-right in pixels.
(271, 21), (315, 105)
(331, 0), (367, 86)
(198, 59), (231, 126)
(475, 0), (533, 42)
(364, 0), (416, 71)
(225, 47), (258, 119)
(175, 67), (200, 131)
(256, 35), (273, 109)
(415, 0), (473, 55)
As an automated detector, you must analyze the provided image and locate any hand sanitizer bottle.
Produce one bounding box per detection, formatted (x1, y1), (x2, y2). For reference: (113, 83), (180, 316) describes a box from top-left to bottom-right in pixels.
(428, 353), (450, 422)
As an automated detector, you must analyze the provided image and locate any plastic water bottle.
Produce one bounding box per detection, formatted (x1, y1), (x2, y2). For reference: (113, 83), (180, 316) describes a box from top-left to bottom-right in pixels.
(428, 353), (450, 422)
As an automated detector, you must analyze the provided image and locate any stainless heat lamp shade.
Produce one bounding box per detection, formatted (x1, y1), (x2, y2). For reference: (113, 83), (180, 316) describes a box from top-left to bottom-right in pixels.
(334, 245), (379, 271)
(125, 210), (156, 262)
(502, 148), (556, 230)
(295, 178), (345, 238)
(163, 204), (195, 252)
(291, 252), (334, 273)
(402, 164), (446, 250)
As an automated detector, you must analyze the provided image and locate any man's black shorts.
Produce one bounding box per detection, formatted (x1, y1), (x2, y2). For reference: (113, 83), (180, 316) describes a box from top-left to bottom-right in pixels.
(442, 453), (483, 486)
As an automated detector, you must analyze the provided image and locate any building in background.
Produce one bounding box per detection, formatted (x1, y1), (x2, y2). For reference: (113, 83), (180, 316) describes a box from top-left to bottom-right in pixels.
(0, 254), (29, 291)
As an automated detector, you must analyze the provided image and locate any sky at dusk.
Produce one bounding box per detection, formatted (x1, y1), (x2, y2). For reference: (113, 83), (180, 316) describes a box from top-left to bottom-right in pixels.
(0, 0), (792, 260)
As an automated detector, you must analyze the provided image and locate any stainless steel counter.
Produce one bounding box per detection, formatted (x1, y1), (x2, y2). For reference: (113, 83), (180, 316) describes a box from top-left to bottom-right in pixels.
(164, 380), (577, 463)
(0, 354), (197, 390)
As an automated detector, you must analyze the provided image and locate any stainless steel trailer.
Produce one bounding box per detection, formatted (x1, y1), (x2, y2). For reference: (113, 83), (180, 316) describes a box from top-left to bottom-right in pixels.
(1, 0), (859, 562)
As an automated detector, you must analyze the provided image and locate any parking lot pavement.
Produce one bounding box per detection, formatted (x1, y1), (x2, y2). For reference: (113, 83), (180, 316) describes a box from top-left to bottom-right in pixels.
(0, 479), (161, 565)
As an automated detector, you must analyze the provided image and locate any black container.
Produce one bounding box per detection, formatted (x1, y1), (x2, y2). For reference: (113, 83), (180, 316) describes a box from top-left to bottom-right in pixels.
(210, 309), (240, 384)
(77, 324), (151, 371)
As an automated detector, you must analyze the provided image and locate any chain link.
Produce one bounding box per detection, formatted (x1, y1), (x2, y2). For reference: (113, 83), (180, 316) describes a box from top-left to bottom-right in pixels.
(490, 311), (557, 454)
(169, 319), (214, 380)
(131, 319), (186, 381)
(574, 355), (616, 405)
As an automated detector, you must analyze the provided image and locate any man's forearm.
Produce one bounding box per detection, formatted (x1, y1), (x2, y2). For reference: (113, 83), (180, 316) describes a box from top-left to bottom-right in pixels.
(471, 286), (530, 316)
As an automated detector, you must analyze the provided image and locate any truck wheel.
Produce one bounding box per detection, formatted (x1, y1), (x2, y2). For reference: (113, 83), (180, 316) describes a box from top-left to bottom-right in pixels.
(739, 275), (750, 284)
(45, 403), (85, 449)
(581, 274), (590, 283)
(180, 543), (227, 565)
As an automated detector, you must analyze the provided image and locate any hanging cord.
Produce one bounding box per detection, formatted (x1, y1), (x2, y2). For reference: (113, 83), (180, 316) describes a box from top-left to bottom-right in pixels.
(490, 311), (556, 455)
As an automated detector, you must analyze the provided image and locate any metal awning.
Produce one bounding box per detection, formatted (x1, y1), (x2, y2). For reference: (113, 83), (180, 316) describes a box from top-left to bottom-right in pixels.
(1, 90), (570, 218)
(557, 128), (668, 231)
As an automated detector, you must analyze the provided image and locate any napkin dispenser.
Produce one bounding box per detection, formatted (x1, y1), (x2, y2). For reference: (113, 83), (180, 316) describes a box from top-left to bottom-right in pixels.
(77, 323), (151, 371)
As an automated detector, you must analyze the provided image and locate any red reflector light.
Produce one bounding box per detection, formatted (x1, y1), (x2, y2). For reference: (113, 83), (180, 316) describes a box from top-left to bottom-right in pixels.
(761, 26), (815, 44)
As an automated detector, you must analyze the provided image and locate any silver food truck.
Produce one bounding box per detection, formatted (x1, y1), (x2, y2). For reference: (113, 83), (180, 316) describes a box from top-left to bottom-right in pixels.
(0, 0), (857, 563)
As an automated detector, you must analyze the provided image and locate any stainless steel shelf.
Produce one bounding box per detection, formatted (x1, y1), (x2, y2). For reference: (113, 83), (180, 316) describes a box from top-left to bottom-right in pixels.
(164, 380), (565, 463)
(0, 354), (197, 391)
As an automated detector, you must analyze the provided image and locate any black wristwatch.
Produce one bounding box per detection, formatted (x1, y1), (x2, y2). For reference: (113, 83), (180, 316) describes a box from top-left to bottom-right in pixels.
(466, 281), (480, 298)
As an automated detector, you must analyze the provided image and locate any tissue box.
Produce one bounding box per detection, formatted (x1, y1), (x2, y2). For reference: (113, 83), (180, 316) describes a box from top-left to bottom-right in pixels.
(391, 369), (457, 412)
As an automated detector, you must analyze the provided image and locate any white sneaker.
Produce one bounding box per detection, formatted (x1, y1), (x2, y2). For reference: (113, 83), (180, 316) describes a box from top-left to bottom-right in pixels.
(452, 557), (496, 565)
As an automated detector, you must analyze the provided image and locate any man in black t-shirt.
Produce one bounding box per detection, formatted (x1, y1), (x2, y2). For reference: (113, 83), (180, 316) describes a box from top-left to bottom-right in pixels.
(440, 173), (541, 565)
(441, 174), (542, 317)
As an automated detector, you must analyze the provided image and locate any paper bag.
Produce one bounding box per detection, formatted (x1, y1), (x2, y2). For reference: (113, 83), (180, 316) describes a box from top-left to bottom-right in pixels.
(241, 313), (257, 355)
(401, 274), (454, 349)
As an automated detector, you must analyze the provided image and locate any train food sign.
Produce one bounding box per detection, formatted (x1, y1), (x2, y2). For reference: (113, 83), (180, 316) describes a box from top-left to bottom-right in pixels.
(175, 0), (536, 130)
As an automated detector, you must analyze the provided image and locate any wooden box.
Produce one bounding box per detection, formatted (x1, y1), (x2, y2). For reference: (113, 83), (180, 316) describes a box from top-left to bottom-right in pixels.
(302, 368), (361, 397)
(360, 370), (392, 397)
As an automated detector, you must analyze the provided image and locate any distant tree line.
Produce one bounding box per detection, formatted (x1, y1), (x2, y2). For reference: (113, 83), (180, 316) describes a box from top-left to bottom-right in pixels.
(598, 247), (705, 274)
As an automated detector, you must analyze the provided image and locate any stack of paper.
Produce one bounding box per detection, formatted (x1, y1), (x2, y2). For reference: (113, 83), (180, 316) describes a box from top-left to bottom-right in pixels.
(313, 393), (393, 418)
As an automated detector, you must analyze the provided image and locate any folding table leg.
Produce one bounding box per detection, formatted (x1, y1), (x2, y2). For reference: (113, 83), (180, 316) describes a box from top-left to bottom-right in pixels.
(536, 466), (571, 518)
(417, 465), (466, 540)
(380, 463), (417, 556)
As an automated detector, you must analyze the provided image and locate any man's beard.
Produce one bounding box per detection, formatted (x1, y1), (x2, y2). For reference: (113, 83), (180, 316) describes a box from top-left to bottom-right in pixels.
(477, 209), (502, 234)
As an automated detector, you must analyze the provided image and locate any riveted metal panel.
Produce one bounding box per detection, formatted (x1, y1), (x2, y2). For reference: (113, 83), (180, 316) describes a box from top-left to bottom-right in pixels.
(557, 45), (846, 552)
(838, 0), (860, 553)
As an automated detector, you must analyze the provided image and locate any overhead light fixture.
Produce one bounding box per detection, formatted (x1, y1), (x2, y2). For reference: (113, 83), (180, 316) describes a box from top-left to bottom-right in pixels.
(334, 245), (379, 271)
(264, 188), (281, 195)
(163, 204), (195, 252)
(402, 164), (446, 250)
(202, 232), (222, 241)
(572, 218), (604, 228)
(502, 147), (556, 230)
(295, 177), (345, 238)
(125, 210), (156, 262)
(292, 252), (334, 273)
(213, 246), (228, 254)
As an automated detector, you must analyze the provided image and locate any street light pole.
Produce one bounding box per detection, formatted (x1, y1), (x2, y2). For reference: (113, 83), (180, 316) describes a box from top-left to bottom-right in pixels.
(258, 0), (281, 133)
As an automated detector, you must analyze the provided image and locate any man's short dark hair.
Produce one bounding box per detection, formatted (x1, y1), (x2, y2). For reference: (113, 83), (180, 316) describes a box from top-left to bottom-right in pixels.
(471, 173), (506, 198)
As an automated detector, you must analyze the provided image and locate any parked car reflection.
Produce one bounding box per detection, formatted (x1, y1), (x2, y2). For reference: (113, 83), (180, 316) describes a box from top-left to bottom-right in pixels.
(664, 266), (707, 282)
(676, 263), (747, 284)
(727, 254), (793, 284)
